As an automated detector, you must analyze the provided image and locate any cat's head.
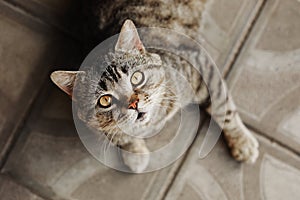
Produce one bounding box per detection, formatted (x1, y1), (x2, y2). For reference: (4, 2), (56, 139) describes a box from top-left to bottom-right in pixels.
(51, 20), (176, 137)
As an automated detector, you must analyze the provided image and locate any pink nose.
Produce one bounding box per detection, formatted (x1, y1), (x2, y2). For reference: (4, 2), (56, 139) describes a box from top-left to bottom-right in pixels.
(128, 99), (138, 109)
(128, 94), (139, 109)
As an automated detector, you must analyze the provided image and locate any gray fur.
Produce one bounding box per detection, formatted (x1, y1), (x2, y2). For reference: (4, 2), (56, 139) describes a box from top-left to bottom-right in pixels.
(51, 3), (259, 171)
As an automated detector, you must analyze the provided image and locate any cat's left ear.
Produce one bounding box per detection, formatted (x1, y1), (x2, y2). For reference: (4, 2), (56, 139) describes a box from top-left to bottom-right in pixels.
(50, 70), (84, 98)
(115, 19), (145, 53)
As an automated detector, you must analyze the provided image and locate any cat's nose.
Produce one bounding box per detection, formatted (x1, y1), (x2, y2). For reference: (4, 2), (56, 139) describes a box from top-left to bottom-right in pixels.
(128, 94), (139, 109)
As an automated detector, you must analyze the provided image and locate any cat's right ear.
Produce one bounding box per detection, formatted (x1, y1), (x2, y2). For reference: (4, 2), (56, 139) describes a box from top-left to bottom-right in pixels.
(115, 19), (145, 53)
(50, 70), (84, 98)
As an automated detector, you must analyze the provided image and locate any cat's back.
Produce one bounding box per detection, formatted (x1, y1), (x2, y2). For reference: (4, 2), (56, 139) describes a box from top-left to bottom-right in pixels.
(84, 0), (206, 44)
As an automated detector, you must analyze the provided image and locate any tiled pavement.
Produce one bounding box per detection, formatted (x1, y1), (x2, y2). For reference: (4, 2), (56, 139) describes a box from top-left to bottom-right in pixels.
(0, 0), (299, 200)
(0, 0), (83, 167)
(227, 0), (300, 153)
(0, 175), (44, 200)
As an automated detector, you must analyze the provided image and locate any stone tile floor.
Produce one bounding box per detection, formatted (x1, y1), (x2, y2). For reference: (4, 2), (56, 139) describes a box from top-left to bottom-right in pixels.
(0, 0), (299, 199)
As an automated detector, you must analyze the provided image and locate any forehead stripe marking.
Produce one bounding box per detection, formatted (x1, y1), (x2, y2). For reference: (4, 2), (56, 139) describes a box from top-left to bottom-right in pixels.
(99, 80), (107, 91)
(121, 64), (128, 74)
(107, 65), (118, 82)
(102, 71), (114, 84)
(112, 64), (121, 78)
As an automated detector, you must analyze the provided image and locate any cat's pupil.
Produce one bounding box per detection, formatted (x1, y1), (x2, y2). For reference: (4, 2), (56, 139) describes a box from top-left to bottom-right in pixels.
(99, 95), (112, 108)
(131, 71), (144, 86)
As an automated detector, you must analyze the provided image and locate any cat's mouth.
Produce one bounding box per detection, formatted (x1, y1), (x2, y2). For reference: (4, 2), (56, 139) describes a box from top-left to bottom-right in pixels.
(136, 112), (146, 121)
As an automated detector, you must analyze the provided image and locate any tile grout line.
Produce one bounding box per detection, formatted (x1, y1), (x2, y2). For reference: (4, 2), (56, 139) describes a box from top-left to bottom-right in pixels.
(223, 0), (267, 78)
(159, 1), (269, 199)
(2, 0), (83, 44)
(159, 2), (268, 198)
(246, 123), (300, 157)
(3, 0), (298, 199)
(221, 0), (300, 163)
(159, 119), (209, 200)
(4, 173), (63, 200)
(158, 149), (190, 200)
(160, 120), (300, 200)
(0, 0), (54, 33)
(0, 78), (51, 170)
(0, 0), (83, 170)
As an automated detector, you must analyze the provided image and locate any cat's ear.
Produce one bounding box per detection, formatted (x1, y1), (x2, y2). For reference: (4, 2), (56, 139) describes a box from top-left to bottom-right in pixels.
(50, 71), (84, 98)
(115, 19), (145, 53)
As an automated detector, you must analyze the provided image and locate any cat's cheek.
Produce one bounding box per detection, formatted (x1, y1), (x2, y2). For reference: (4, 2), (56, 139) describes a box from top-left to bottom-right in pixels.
(77, 111), (86, 122)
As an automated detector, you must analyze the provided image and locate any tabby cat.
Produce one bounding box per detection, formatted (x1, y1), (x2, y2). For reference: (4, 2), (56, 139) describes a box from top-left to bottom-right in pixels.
(50, 1), (259, 173)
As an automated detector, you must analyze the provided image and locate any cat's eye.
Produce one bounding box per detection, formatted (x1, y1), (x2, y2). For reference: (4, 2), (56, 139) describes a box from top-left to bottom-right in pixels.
(131, 71), (144, 86)
(98, 95), (112, 108)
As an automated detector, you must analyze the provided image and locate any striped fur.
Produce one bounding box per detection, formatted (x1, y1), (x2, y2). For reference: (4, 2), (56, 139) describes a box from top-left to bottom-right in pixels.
(51, 1), (259, 171)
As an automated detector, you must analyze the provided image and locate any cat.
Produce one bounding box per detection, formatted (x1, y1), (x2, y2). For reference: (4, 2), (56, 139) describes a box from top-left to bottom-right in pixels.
(50, 1), (259, 173)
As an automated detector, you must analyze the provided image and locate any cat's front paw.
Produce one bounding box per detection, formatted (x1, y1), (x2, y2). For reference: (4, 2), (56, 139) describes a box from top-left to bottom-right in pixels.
(121, 144), (150, 173)
(226, 129), (259, 163)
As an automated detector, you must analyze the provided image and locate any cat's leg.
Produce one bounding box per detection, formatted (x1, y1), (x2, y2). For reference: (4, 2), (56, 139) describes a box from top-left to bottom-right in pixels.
(117, 137), (150, 173)
(190, 52), (259, 163)
(205, 92), (259, 163)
